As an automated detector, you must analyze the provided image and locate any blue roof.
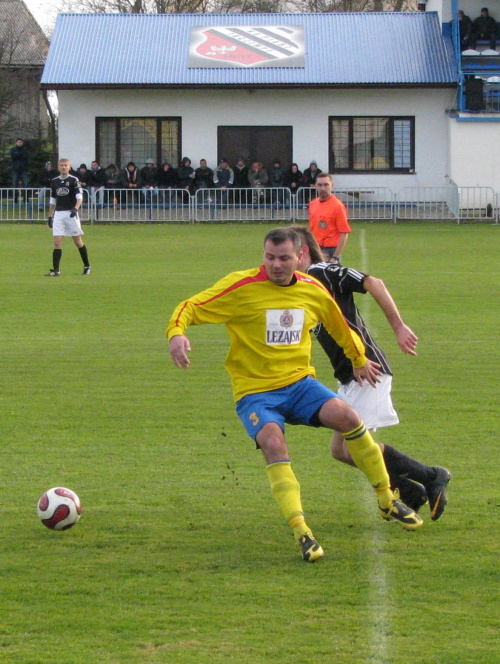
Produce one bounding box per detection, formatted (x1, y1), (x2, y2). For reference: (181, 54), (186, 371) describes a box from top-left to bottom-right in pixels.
(41, 12), (458, 87)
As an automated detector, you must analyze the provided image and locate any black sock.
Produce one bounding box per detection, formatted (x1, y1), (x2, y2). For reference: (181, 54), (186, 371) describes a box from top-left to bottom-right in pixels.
(383, 444), (437, 485)
(78, 244), (89, 267)
(53, 249), (62, 271)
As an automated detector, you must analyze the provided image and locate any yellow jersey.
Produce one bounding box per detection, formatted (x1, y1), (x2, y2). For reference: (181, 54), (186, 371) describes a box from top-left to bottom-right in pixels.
(167, 265), (366, 402)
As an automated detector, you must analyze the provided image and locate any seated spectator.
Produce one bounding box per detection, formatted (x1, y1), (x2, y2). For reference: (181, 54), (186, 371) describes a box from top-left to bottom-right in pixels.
(120, 161), (139, 203)
(103, 164), (121, 205)
(177, 157), (195, 192)
(248, 160), (268, 203)
(90, 160), (106, 189)
(284, 163), (304, 194)
(194, 159), (214, 190)
(213, 158), (234, 190)
(450, 10), (473, 51)
(303, 161), (321, 186)
(139, 158), (158, 199)
(233, 157), (248, 188)
(157, 162), (178, 189)
(76, 163), (95, 191)
(269, 159), (285, 188)
(471, 7), (498, 50)
(39, 161), (55, 188)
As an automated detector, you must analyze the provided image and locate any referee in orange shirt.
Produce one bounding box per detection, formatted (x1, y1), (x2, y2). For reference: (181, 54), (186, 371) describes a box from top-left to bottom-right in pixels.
(308, 173), (351, 262)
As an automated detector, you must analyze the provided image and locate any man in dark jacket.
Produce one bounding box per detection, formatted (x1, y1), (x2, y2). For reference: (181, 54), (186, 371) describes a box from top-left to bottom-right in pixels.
(10, 138), (29, 189)
(471, 7), (498, 49)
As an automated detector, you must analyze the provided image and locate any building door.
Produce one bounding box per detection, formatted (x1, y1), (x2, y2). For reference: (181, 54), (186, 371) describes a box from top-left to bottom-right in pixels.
(217, 126), (293, 171)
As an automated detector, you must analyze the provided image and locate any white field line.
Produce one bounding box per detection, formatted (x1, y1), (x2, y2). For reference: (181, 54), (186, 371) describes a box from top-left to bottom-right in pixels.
(359, 228), (390, 664)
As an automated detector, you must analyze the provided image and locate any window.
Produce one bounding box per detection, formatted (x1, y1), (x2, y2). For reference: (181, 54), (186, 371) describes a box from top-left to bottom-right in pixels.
(96, 117), (181, 169)
(329, 117), (414, 173)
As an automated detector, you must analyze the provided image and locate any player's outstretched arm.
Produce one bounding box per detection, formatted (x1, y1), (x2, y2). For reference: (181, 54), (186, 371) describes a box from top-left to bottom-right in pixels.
(169, 334), (192, 369)
(363, 276), (418, 355)
(353, 359), (382, 388)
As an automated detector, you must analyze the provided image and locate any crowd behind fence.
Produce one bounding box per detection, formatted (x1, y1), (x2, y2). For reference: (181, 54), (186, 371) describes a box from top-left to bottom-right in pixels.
(0, 186), (498, 224)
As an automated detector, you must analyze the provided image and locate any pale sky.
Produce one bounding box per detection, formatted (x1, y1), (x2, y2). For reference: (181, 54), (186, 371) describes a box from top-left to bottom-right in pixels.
(24, 0), (65, 35)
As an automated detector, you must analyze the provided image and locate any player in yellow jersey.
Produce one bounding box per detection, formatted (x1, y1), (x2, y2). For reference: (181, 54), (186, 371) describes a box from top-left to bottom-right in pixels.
(167, 228), (422, 562)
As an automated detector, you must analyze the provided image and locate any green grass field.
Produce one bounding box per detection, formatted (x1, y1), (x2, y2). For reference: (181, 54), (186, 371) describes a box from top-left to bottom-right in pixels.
(0, 222), (498, 664)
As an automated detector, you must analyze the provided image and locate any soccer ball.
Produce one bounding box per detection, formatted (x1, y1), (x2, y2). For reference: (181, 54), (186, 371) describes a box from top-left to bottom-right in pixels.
(37, 487), (82, 530)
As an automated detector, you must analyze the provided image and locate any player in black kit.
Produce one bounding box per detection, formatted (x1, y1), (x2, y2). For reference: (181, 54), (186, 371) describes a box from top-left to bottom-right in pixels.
(45, 158), (91, 277)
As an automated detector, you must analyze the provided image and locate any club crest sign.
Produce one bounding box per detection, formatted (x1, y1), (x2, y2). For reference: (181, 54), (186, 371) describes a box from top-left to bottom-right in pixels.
(189, 26), (305, 68)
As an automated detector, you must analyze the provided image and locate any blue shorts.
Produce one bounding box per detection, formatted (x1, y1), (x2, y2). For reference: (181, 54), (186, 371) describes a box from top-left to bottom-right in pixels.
(235, 376), (339, 440)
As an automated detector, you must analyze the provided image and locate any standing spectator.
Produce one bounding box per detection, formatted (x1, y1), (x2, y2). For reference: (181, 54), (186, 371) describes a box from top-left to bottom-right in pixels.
(194, 159), (214, 190)
(76, 164), (95, 192)
(284, 163), (304, 194)
(45, 158), (91, 277)
(471, 7), (498, 50)
(269, 158), (285, 204)
(10, 138), (29, 199)
(157, 162), (178, 189)
(308, 172), (351, 261)
(303, 160), (321, 187)
(177, 157), (195, 192)
(139, 158), (158, 200)
(248, 160), (268, 203)
(103, 164), (121, 205)
(90, 160), (106, 190)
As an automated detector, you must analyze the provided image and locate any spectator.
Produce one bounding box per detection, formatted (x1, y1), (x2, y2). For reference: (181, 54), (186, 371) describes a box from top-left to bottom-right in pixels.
(303, 160), (321, 187)
(177, 157), (195, 192)
(120, 161), (139, 204)
(39, 161), (55, 188)
(103, 164), (121, 205)
(213, 158), (234, 189)
(233, 157), (249, 188)
(450, 10), (473, 51)
(90, 160), (107, 189)
(194, 159), (214, 190)
(248, 160), (268, 203)
(76, 163), (95, 191)
(10, 138), (29, 193)
(139, 158), (158, 200)
(269, 159), (285, 204)
(471, 7), (498, 50)
(284, 163), (305, 194)
(157, 162), (178, 189)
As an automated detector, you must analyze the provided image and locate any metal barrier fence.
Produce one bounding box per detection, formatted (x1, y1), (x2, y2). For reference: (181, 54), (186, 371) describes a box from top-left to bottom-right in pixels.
(396, 187), (459, 221)
(1, 186), (498, 224)
(295, 187), (395, 222)
(455, 186), (497, 223)
(193, 187), (293, 223)
(94, 188), (192, 223)
(0, 188), (91, 223)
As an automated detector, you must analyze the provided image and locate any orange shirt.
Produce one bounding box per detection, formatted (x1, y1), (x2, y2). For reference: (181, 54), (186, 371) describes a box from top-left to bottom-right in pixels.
(309, 195), (351, 248)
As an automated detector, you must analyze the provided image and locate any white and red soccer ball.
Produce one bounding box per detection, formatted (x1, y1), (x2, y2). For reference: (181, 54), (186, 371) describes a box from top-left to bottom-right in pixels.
(37, 487), (82, 530)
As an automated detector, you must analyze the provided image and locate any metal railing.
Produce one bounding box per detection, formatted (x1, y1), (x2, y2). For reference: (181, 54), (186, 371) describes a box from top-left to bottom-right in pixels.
(94, 188), (192, 223)
(396, 187), (460, 221)
(1, 186), (498, 224)
(193, 187), (293, 223)
(0, 188), (91, 223)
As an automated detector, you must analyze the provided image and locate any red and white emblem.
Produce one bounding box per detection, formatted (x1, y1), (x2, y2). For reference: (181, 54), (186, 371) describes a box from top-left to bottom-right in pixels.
(190, 26), (304, 68)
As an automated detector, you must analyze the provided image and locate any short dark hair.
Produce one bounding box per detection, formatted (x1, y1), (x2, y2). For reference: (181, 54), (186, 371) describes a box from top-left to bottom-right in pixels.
(264, 227), (302, 253)
(289, 225), (324, 264)
(316, 172), (333, 182)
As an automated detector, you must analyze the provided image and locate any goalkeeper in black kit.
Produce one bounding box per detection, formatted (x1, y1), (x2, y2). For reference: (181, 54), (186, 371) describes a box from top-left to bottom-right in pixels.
(292, 226), (450, 520)
(45, 158), (91, 277)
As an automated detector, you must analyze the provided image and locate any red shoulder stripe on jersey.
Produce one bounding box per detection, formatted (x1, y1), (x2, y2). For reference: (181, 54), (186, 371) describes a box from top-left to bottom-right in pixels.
(174, 266), (269, 326)
(296, 271), (334, 299)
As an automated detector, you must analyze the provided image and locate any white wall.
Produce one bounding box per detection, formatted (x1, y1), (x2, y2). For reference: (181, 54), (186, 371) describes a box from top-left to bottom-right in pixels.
(427, 0), (500, 25)
(58, 87), (455, 190)
(448, 117), (500, 187)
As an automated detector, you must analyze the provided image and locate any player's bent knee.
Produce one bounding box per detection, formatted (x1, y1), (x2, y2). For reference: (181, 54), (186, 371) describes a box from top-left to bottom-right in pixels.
(318, 398), (360, 433)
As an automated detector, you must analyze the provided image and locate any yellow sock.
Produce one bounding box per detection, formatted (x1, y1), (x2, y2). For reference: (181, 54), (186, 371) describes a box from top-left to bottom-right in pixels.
(266, 461), (310, 536)
(343, 422), (393, 508)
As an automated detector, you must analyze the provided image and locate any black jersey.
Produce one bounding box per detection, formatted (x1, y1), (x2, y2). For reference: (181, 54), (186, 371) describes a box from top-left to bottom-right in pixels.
(50, 174), (82, 211)
(307, 262), (392, 384)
